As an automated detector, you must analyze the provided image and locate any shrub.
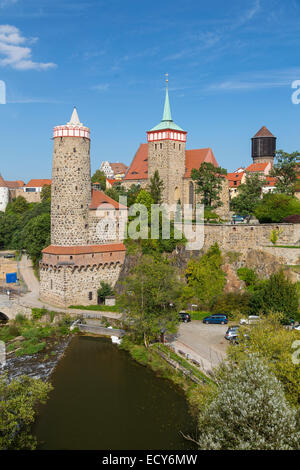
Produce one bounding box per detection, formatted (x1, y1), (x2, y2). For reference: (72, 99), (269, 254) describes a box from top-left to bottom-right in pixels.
(255, 193), (300, 223)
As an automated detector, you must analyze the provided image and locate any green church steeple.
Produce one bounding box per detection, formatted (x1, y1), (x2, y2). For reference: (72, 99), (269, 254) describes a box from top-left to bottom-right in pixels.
(149, 76), (184, 132)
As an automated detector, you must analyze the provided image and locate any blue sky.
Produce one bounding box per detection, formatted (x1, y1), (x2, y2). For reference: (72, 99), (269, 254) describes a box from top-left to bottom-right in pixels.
(1, 0), (300, 180)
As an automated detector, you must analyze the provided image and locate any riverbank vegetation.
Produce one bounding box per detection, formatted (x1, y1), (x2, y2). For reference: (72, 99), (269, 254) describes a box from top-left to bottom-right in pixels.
(0, 373), (52, 450)
(0, 313), (73, 357)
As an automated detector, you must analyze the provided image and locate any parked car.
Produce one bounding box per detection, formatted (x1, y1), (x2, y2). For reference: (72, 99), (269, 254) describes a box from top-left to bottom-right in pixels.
(178, 311), (191, 323)
(225, 325), (240, 340)
(203, 314), (228, 325)
(293, 325), (300, 331)
(229, 332), (250, 345)
(240, 315), (260, 325)
(232, 214), (247, 224)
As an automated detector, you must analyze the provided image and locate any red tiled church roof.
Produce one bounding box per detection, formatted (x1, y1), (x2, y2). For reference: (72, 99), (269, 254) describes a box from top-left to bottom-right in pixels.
(89, 189), (127, 210)
(124, 144), (219, 181)
(42, 243), (126, 255)
(184, 148), (218, 177)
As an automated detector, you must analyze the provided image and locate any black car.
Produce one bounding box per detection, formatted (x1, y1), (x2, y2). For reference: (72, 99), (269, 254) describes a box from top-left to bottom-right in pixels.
(178, 312), (191, 323)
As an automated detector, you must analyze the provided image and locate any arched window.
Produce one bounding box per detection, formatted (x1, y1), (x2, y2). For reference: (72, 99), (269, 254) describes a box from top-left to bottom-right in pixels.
(189, 182), (194, 206)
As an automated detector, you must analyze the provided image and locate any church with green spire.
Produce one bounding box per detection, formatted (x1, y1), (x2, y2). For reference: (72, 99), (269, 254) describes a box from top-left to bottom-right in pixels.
(123, 83), (229, 217)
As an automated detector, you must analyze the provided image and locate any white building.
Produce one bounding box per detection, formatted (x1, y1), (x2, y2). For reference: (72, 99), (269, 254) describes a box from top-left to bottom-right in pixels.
(0, 174), (9, 212)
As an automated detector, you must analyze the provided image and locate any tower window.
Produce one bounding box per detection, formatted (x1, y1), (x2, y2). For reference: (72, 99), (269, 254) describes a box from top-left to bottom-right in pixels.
(85, 224), (88, 229)
(75, 186), (78, 190)
(73, 148), (76, 153)
(88, 292), (93, 300)
(179, 144), (181, 150)
(155, 144), (157, 150)
(174, 143), (175, 149)
(70, 256), (73, 260)
(57, 205), (59, 209)
(160, 143), (162, 149)
(81, 204), (83, 208)
(50, 280), (53, 290)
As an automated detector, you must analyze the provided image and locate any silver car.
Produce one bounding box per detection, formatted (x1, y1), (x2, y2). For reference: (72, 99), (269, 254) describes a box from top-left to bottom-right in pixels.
(225, 325), (239, 340)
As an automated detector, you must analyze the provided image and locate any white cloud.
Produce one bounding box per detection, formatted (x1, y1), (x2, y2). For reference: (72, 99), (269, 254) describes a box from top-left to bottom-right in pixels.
(0, 24), (56, 70)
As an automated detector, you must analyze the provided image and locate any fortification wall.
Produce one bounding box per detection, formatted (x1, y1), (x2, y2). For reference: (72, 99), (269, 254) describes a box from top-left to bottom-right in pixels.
(202, 223), (300, 252)
(40, 251), (125, 307)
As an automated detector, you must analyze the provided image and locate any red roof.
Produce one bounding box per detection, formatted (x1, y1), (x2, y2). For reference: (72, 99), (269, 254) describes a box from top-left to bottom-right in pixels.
(124, 143), (149, 180)
(184, 148), (218, 177)
(89, 189), (127, 210)
(124, 144), (219, 181)
(42, 243), (126, 255)
(4, 180), (25, 188)
(264, 176), (277, 187)
(25, 179), (51, 187)
(226, 171), (244, 188)
(253, 126), (275, 138)
(110, 162), (128, 174)
(106, 178), (117, 185)
(246, 162), (269, 172)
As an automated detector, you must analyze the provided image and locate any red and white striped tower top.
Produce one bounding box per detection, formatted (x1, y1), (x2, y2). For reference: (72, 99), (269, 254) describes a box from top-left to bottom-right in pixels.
(53, 107), (90, 139)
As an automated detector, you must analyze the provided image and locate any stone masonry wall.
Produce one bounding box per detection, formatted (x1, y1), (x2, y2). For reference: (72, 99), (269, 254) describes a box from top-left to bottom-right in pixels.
(40, 250), (125, 307)
(148, 139), (186, 205)
(51, 136), (91, 246)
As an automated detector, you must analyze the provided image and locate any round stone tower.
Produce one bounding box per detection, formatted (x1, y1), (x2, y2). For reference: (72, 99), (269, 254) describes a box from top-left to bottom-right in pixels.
(51, 108), (91, 246)
(147, 80), (187, 205)
(251, 125), (276, 165)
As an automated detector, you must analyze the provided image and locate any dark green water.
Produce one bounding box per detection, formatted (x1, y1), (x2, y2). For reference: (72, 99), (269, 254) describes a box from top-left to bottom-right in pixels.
(33, 336), (197, 450)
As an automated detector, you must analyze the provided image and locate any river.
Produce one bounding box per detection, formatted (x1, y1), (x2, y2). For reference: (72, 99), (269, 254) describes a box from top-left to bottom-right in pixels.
(33, 335), (197, 450)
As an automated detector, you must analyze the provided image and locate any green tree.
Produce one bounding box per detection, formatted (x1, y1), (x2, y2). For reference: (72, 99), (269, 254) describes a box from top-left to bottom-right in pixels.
(22, 213), (51, 266)
(148, 170), (165, 204)
(41, 184), (51, 202)
(228, 314), (300, 406)
(255, 193), (300, 223)
(191, 162), (227, 209)
(186, 243), (226, 308)
(270, 150), (300, 196)
(0, 373), (52, 450)
(91, 170), (106, 190)
(230, 173), (265, 215)
(249, 270), (299, 322)
(196, 355), (300, 450)
(5, 196), (30, 215)
(118, 255), (183, 347)
(97, 281), (114, 303)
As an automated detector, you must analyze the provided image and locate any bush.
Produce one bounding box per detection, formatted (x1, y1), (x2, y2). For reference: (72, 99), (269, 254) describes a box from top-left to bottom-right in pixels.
(211, 292), (251, 316)
(255, 193), (300, 223)
(31, 308), (47, 320)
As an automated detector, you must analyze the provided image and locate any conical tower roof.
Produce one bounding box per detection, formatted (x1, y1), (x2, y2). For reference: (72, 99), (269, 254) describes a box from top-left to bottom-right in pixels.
(253, 126), (275, 138)
(67, 107), (83, 126)
(0, 173), (7, 188)
(149, 84), (184, 132)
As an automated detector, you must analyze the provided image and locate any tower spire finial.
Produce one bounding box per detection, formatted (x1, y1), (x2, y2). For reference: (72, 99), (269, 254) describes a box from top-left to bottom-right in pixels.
(162, 74), (172, 122)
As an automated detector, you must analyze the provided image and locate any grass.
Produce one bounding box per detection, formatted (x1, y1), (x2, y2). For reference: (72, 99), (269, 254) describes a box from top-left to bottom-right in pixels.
(0, 315), (74, 357)
(68, 304), (120, 312)
(151, 343), (215, 385)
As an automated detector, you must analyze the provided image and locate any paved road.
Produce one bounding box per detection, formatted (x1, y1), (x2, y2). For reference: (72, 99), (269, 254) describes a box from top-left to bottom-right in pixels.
(19, 254), (43, 307)
(169, 321), (229, 374)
